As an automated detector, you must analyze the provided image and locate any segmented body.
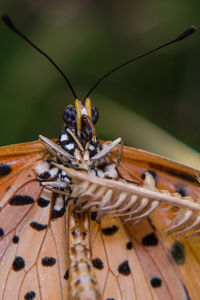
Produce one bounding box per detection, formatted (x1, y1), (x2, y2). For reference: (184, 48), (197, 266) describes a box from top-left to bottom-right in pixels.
(68, 209), (100, 300)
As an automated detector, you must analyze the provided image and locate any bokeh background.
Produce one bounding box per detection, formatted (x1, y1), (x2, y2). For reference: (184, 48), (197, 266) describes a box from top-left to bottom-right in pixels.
(0, 1), (200, 165)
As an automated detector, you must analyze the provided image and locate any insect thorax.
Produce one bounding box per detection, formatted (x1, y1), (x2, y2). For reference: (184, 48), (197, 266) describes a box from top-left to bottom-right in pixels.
(36, 123), (119, 197)
(59, 126), (101, 163)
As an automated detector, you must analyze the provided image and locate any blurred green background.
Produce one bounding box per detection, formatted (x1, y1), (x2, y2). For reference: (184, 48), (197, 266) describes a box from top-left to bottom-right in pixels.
(0, 1), (200, 162)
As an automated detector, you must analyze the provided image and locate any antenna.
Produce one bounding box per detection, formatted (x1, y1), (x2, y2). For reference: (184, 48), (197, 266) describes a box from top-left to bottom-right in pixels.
(1, 14), (78, 99)
(84, 26), (197, 100)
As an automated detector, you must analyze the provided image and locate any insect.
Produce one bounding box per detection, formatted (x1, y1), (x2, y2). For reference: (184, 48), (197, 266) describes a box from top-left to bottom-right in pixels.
(0, 14), (200, 300)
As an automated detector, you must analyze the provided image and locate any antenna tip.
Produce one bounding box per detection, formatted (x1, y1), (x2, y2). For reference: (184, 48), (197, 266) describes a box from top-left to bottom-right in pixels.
(190, 25), (198, 32)
(177, 26), (197, 41)
(188, 26), (198, 35)
(1, 14), (16, 32)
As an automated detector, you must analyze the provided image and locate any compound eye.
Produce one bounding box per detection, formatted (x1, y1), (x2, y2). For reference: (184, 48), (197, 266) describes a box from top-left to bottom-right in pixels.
(63, 105), (77, 127)
(91, 105), (99, 124)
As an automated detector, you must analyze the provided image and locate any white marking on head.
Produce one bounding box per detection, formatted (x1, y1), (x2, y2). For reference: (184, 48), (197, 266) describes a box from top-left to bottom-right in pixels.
(81, 107), (88, 116)
(89, 144), (95, 151)
(66, 143), (74, 151)
(61, 170), (67, 176)
(49, 167), (59, 178)
(60, 134), (69, 142)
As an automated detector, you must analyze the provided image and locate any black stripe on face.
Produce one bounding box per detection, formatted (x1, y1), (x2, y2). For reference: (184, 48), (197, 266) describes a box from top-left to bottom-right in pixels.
(9, 195), (34, 205)
(0, 163), (12, 177)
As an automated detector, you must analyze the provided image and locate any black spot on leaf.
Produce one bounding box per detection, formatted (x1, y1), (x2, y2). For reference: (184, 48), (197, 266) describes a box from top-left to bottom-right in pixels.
(150, 277), (162, 288)
(9, 195), (34, 205)
(174, 183), (188, 197)
(64, 269), (69, 280)
(12, 256), (25, 271)
(51, 207), (65, 219)
(41, 256), (56, 266)
(102, 225), (119, 235)
(0, 163), (12, 177)
(38, 172), (51, 180)
(171, 242), (185, 265)
(13, 235), (19, 243)
(142, 232), (158, 246)
(126, 241), (133, 250)
(24, 291), (36, 299)
(118, 260), (131, 275)
(90, 211), (97, 221)
(0, 227), (4, 237)
(30, 222), (47, 231)
(37, 197), (50, 207)
(92, 258), (104, 270)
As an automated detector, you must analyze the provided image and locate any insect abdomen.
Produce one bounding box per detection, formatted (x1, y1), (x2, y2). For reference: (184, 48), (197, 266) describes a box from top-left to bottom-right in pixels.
(68, 209), (101, 300)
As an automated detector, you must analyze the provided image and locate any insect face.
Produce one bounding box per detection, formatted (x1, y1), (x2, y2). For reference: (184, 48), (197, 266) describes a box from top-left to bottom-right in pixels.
(62, 97), (99, 148)
(58, 98), (101, 167)
(63, 102), (99, 128)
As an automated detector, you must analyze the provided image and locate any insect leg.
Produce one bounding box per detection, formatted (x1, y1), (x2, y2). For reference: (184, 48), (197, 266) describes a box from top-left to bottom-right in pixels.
(39, 135), (78, 166)
(113, 139), (140, 184)
(90, 137), (122, 163)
